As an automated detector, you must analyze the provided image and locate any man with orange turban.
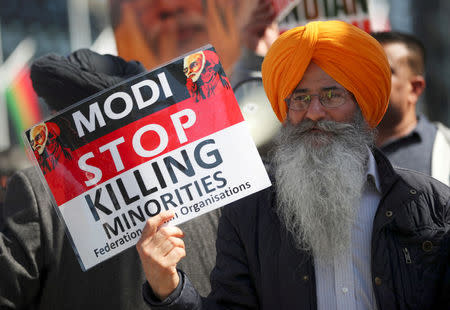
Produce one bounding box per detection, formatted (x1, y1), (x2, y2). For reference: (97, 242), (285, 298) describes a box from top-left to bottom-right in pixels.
(136, 21), (450, 309)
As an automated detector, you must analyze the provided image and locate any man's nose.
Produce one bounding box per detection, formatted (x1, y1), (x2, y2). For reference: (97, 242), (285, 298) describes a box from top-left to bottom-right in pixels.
(304, 97), (326, 122)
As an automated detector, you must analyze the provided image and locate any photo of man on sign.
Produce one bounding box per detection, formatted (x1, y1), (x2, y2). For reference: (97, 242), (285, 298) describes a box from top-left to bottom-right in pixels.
(184, 50), (230, 102)
(29, 122), (73, 174)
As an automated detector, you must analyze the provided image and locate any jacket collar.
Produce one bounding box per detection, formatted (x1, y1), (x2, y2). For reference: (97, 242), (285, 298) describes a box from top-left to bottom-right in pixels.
(371, 147), (400, 195)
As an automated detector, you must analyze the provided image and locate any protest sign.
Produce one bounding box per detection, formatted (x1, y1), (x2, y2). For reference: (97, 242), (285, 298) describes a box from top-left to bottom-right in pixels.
(272, 0), (302, 22)
(277, 0), (390, 33)
(24, 46), (271, 271)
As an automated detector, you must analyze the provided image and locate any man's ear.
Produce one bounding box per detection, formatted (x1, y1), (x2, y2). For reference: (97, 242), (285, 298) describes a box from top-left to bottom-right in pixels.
(410, 75), (426, 99)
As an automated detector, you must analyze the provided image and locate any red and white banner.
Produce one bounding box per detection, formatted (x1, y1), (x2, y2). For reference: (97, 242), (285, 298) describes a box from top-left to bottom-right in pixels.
(276, 0), (390, 33)
(25, 46), (271, 270)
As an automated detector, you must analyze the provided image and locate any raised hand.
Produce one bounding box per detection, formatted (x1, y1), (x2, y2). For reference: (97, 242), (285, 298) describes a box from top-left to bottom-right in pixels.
(241, 0), (278, 56)
(205, 0), (244, 76)
(113, 1), (159, 69)
(113, 1), (179, 70)
(136, 210), (186, 300)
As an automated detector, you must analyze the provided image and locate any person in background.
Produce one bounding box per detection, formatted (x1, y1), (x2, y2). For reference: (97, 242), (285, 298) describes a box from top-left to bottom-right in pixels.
(137, 21), (450, 309)
(0, 49), (217, 309)
(372, 31), (450, 185)
(230, 0), (279, 87)
(109, 0), (280, 158)
(109, 0), (263, 75)
(0, 147), (30, 211)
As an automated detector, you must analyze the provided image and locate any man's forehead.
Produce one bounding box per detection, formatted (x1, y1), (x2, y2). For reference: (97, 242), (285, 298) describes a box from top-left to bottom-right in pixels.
(293, 85), (343, 93)
(184, 52), (204, 65)
(31, 124), (46, 134)
(188, 53), (203, 60)
(382, 43), (410, 64)
(293, 62), (344, 92)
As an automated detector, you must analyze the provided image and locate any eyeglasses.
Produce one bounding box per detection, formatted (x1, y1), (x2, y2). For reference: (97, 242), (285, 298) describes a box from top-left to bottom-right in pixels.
(285, 88), (352, 111)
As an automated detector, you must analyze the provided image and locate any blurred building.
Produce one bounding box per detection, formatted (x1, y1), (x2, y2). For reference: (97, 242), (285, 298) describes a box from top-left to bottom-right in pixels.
(0, 0), (110, 60)
(0, 0), (110, 147)
(1, 1), (70, 60)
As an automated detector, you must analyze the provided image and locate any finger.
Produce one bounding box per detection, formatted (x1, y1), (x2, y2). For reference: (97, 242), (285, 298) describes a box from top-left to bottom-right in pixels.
(206, 0), (241, 74)
(150, 241), (185, 269)
(255, 0), (274, 15)
(206, 0), (221, 31)
(150, 225), (184, 249)
(146, 239), (185, 272)
(166, 237), (185, 253)
(158, 18), (178, 63)
(224, 1), (237, 36)
(115, 2), (159, 69)
(139, 210), (176, 241)
(157, 236), (185, 257)
(244, 2), (275, 30)
(158, 225), (185, 238)
(234, 0), (260, 29)
(164, 246), (187, 266)
(265, 22), (280, 39)
(233, 0), (259, 29)
(138, 224), (184, 261)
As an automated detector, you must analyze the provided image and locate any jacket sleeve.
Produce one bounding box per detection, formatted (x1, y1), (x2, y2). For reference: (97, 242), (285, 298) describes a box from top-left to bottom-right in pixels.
(0, 170), (45, 308)
(436, 197), (450, 307)
(143, 201), (259, 309)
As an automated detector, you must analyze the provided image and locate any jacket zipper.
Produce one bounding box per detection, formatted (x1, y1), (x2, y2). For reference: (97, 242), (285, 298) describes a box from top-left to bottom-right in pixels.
(402, 247), (412, 264)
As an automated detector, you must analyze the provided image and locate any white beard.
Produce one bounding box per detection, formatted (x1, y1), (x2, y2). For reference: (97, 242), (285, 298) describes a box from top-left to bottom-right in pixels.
(272, 112), (375, 264)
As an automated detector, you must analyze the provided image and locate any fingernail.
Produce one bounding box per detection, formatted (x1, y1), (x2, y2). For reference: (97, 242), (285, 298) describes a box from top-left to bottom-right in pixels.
(167, 209), (175, 217)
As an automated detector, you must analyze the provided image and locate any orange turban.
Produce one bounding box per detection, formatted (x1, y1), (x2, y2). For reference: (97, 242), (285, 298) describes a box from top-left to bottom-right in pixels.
(261, 20), (391, 128)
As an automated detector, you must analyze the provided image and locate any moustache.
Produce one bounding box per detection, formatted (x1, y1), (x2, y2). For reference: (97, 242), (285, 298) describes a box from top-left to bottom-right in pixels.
(294, 119), (355, 135)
